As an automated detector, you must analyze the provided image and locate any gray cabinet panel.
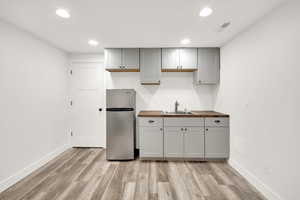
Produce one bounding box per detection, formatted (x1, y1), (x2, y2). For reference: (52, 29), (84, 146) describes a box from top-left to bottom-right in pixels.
(194, 48), (220, 84)
(122, 48), (139, 69)
(162, 48), (180, 69)
(184, 127), (205, 158)
(164, 127), (184, 158)
(140, 48), (161, 84)
(139, 126), (163, 158)
(180, 48), (197, 69)
(105, 48), (122, 69)
(205, 117), (229, 127)
(164, 117), (204, 127)
(205, 127), (229, 158)
(139, 117), (163, 127)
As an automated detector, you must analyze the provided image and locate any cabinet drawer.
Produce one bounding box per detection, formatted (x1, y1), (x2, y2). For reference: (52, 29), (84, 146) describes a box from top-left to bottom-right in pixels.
(164, 117), (204, 127)
(205, 117), (229, 127)
(139, 117), (163, 127)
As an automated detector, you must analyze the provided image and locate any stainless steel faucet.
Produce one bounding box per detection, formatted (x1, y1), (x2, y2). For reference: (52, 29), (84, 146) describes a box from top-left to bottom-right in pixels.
(175, 100), (179, 113)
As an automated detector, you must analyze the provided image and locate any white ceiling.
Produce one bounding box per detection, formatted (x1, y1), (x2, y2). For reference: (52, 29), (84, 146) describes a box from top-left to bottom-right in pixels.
(0, 0), (287, 53)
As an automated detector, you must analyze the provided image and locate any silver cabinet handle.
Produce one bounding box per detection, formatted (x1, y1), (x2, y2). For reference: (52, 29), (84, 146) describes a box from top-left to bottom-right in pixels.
(181, 128), (184, 131)
(206, 128), (208, 131)
(185, 128), (187, 131)
(148, 120), (155, 123)
(160, 128), (163, 131)
(214, 120), (221, 123)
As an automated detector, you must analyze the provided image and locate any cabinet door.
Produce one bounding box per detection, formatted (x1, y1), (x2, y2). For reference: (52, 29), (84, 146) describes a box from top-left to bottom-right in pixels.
(122, 48), (139, 69)
(205, 127), (229, 158)
(140, 48), (161, 84)
(105, 48), (122, 69)
(195, 48), (220, 84)
(162, 48), (180, 69)
(180, 48), (197, 69)
(184, 127), (205, 158)
(164, 127), (184, 158)
(139, 127), (163, 158)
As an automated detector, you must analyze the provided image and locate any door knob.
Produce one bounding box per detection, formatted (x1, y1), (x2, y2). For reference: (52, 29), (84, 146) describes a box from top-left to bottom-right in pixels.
(99, 108), (102, 111)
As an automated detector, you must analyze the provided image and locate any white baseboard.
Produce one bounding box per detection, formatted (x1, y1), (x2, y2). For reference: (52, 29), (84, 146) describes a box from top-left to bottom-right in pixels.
(0, 144), (70, 193)
(229, 159), (283, 200)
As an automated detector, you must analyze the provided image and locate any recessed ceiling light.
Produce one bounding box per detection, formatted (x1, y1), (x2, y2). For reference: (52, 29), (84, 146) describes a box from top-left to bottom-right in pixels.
(181, 38), (190, 45)
(88, 40), (99, 46)
(199, 7), (213, 17)
(55, 8), (70, 18)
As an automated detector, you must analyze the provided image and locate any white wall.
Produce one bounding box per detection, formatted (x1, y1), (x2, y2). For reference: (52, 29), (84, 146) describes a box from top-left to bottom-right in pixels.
(0, 20), (69, 191)
(70, 54), (216, 113)
(106, 72), (216, 112)
(70, 54), (216, 148)
(214, 1), (300, 200)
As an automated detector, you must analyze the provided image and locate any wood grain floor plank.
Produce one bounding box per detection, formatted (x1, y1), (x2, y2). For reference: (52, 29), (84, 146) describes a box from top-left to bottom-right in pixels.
(0, 148), (267, 200)
(90, 162), (118, 200)
(134, 161), (150, 200)
(122, 182), (136, 200)
(157, 182), (174, 200)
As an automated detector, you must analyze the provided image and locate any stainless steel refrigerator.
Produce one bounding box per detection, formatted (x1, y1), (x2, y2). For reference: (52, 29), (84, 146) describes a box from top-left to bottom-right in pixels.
(106, 89), (136, 160)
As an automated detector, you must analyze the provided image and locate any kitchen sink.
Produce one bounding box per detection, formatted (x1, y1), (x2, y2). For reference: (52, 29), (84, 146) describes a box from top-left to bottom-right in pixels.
(163, 111), (193, 115)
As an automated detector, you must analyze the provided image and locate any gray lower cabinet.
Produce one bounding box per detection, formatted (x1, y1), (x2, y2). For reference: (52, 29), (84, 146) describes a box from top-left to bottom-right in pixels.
(164, 127), (184, 158)
(139, 116), (229, 160)
(164, 126), (205, 159)
(184, 127), (205, 159)
(139, 117), (163, 159)
(139, 127), (163, 158)
(205, 127), (229, 159)
(140, 48), (161, 85)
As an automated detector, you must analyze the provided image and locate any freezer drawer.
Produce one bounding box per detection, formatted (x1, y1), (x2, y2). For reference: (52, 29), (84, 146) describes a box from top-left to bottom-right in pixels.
(106, 89), (136, 109)
(106, 110), (135, 160)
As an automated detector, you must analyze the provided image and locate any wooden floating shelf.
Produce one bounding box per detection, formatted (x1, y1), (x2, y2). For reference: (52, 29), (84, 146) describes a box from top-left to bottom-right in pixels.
(161, 69), (197, 72)
(106, 68), (197, 72)
(141, 82), (160, 85)
(106, 69), (140, 72)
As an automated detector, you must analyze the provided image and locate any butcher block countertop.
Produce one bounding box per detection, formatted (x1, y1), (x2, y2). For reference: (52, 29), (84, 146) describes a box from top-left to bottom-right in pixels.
(138, 110), (229, 118)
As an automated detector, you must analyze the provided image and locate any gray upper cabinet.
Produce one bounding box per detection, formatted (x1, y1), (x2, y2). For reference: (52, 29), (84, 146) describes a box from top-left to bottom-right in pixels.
(162, 48), (179, 70)
(105, 48), (122, 69)
(179, 48), (197, 69)
(105, 48), (139, 71)
(122, 48), (139, 69)
(194, 48), (220, 84)
(140, 48), (161, 85)
(162, 48), (197, 71)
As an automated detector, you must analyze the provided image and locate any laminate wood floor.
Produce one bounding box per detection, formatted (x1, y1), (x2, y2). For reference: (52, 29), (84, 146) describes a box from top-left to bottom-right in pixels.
(0, 148), (266, 200)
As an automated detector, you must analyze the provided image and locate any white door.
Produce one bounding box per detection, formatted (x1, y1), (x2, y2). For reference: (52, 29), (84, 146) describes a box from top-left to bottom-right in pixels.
(70, 61), (105, 147)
